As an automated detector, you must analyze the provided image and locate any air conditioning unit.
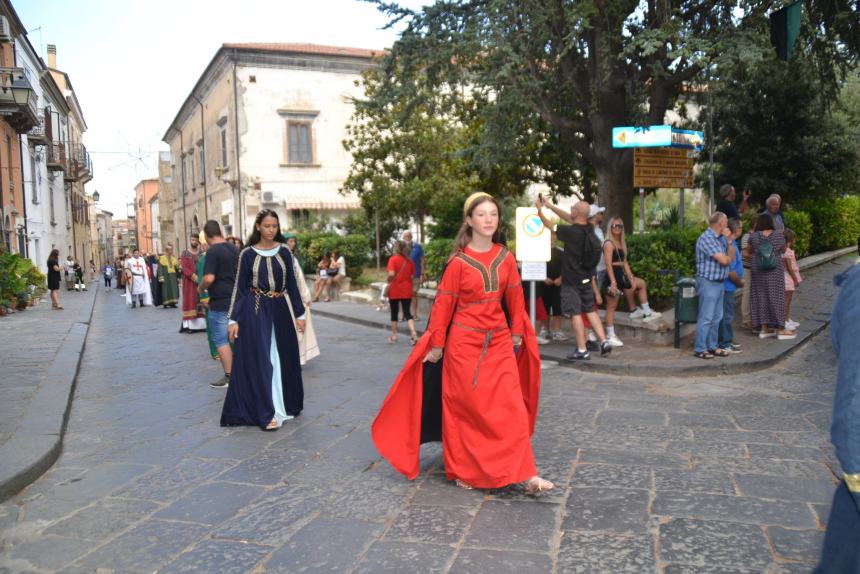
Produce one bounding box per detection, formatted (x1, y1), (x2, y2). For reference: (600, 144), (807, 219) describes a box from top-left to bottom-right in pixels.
(0, 17), (9, 42)
(262, 191), (274, 204)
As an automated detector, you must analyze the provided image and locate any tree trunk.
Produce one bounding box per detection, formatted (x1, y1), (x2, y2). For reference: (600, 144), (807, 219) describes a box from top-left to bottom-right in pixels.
(596, 155), (634, 230)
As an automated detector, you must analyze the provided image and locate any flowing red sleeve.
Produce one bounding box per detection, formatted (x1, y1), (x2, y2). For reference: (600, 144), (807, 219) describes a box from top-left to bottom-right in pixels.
(503, 254), (527, 337)
(428, 258), (461, 348)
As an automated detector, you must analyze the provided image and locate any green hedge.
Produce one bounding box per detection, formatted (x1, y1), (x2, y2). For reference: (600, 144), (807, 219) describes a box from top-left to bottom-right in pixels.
(626, 227), (702, 307)
(293, 232), (370, 281)
(424, 238), (456, 283)
(782, 210), (812, 257)
(800, 196), (860, 254)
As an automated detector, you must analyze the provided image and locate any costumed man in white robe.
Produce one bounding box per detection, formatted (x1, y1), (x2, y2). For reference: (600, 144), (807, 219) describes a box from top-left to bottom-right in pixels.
(285, 234), (320, 365)
(125, 248), (153, 308)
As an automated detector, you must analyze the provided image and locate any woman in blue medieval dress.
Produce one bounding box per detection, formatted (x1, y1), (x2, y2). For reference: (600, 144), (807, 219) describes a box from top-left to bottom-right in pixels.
(221, 209), (306, 431)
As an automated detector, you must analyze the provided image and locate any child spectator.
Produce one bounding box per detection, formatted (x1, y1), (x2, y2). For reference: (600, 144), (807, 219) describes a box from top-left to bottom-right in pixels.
(740, 213), (759, 330)
(718, 218), (744, 353)
(783, 229), (802, 330)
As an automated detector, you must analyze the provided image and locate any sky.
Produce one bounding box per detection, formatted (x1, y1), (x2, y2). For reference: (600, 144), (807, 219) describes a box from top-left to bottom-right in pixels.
(15, 0), (424, 218)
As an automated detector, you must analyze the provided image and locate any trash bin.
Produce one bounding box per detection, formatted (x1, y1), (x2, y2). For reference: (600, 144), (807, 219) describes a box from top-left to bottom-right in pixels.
(674, 277), (699, 323)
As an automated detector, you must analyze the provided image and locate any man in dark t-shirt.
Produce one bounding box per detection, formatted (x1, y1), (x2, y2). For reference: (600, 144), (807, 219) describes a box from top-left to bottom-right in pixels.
(536, 198), (611, 361)
(715, 184), (750, 220)
(199, 220), (240, 388)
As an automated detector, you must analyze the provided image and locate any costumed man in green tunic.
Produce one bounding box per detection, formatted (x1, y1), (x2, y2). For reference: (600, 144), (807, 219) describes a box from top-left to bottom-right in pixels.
(196, 232), (219, 360)
(157, 244), (180, 308)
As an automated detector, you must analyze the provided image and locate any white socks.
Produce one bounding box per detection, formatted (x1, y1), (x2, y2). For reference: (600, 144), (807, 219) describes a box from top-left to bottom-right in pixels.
(641, 302), (653, 314)
(607, 326), (616, 338)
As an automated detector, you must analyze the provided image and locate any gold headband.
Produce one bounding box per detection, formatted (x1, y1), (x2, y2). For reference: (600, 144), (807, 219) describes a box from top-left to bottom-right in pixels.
(463, 192), (493, 216)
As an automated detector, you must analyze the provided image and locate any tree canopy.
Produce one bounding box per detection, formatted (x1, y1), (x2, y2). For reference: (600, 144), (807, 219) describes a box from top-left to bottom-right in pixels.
(358, 0), (859, 228)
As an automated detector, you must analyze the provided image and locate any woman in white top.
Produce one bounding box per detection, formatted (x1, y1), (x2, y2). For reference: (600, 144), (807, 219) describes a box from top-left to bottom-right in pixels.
(324, 249), (347, 301)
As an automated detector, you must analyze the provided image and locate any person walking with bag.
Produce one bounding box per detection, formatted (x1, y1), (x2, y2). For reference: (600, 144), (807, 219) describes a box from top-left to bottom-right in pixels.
(386, 240), (419, 345)
(372, 193), (553, 494)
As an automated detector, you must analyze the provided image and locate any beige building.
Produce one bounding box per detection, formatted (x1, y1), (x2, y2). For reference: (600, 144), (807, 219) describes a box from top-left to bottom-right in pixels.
(46, 45), (93, 265)
(156, 151), (176, 249)
(162, 43), (380, 250)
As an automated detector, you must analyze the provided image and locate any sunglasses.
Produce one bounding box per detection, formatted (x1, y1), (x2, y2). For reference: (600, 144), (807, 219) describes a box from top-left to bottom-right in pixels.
(611, 223), (624, 229)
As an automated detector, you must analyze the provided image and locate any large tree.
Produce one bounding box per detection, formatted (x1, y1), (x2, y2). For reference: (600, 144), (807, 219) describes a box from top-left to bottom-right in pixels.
(368, 0), (859, 227)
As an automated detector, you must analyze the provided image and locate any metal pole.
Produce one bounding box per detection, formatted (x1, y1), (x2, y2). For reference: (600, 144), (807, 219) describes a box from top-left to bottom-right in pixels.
(529, 280), (536, 330)
(708, 64), (715, 216)
(638, 188), (645, 233)
(679, 188), (685, 229)
(375, 207), (380, 271)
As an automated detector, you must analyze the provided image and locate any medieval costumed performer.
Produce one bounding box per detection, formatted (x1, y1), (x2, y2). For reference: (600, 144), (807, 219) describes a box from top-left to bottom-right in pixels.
(125, 249), (153, 308)
(146, 253), (162, 307)
(158, 245), (180, 308)
(285, 233), (320, 365)
(372, 193), (553, 494)
(221, 209), (306, 431)
(180, 235), (207, 332)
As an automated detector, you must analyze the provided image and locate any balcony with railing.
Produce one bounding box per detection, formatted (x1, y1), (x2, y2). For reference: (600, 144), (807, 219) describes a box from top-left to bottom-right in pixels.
(46, 142), (67, 172)
(0, 68), (38, 133)
(27, 111), (49, 144)
(68, 143), (92, 183)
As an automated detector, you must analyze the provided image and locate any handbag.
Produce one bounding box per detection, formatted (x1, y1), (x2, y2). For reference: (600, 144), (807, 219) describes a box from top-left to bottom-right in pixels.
(603, 242), (632, 291)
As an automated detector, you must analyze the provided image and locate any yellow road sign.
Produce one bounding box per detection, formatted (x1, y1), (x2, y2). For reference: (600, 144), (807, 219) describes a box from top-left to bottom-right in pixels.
(633, 148), (695, 188)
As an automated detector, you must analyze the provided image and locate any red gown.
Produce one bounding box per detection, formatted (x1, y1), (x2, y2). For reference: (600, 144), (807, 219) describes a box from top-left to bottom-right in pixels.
(180, 249), (204, 323)
(372, 244), (541, 488)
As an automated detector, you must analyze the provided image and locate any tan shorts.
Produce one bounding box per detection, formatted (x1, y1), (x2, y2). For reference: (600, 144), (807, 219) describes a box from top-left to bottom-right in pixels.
(412, 277), (421, 294)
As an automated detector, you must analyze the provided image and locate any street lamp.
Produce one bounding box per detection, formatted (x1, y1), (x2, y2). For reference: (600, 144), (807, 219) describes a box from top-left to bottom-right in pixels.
(92, 190), (100, 203)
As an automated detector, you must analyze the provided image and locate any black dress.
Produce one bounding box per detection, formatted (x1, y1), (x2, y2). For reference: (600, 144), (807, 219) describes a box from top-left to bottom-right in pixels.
(220, 245), (306, 429)
(47, 258), (61, 290)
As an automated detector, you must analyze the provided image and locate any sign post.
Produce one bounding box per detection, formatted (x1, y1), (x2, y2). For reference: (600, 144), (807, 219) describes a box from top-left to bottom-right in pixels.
(515, 207), (551, 329)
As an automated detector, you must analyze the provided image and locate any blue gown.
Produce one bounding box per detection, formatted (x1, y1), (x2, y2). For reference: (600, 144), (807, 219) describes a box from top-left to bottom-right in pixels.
(220, 245), (306, 429)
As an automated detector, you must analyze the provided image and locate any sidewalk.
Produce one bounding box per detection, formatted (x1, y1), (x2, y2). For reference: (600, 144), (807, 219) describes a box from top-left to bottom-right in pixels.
(314, 253), (857, 377)
(0, 283), (98, 502)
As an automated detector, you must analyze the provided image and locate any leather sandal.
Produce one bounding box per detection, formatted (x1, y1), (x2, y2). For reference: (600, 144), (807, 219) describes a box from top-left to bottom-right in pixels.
(524, 476), (554, 494)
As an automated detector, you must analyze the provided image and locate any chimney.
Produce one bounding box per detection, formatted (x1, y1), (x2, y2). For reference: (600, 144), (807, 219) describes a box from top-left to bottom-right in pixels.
(47, 44), (57, 69)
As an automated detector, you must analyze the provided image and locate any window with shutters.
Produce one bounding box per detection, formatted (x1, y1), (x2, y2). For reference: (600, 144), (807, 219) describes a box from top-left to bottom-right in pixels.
(279, 110), (319, 166)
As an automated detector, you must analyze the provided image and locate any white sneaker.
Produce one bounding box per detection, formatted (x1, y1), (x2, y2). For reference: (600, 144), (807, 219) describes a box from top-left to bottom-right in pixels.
(628, 308), (646, 320)
(539, 328), (551, 339)
(642, 311), (662, 322)
(785, 319), (799, 329)
(552, 331), (569, 342)
(587, 330), (597, 343)
(606, 334), (624, 347)
(536, 335), (551, 345)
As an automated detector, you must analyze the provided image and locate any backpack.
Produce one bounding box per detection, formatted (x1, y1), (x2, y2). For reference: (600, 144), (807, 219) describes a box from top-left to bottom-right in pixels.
(756, 235), (778, 271)
(580, 228), (602, 272)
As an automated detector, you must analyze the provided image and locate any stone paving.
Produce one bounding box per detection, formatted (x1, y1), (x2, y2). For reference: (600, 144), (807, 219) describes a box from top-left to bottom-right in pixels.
(0, 278), (842, 573)
(0, 283), (97, 449)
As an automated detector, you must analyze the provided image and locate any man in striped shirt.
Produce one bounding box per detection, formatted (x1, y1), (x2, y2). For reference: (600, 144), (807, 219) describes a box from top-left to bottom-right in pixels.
(693, 212), (735, 359)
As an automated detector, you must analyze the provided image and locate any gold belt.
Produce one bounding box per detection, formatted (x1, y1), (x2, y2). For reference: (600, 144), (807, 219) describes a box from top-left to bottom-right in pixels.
(251, 287), (282, 298)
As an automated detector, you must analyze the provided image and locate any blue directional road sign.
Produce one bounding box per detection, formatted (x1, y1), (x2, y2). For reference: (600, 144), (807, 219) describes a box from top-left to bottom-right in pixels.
(613, 125), (704, 152)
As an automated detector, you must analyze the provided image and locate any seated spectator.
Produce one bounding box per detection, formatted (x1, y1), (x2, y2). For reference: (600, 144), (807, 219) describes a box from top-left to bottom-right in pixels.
(748, 213), (794, 339)
(602, 217), (661, 348)
(324, 249), (347, 301)
(313, 252), (332, 302)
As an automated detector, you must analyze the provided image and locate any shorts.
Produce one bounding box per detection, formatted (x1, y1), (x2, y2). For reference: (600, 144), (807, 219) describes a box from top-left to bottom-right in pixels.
(540, 283), (562, 316)
(209, 310), (230, 348)
(389, 298), (413, 322)
(412, 277), (421, 294)
(561, 280), (595, 316)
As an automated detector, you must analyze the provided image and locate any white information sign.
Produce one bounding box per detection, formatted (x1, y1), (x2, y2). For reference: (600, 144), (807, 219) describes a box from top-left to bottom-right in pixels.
(521, 261), (547, 282)
(515, 207), (551, 262)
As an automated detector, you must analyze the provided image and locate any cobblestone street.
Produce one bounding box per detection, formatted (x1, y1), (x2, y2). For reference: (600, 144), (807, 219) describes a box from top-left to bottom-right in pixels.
(0, 285), (839, 573)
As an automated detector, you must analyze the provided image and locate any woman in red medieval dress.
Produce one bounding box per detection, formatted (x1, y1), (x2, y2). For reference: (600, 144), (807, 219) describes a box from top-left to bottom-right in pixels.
(372, 192), (554, 493)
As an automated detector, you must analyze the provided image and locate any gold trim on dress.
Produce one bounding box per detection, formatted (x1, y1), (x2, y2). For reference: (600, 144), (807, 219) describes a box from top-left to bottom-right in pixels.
(454, 247), (509, 293)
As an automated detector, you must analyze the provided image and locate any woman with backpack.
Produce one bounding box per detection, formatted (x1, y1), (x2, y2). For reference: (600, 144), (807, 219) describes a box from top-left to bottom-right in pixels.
(746, 213), (795, 340)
